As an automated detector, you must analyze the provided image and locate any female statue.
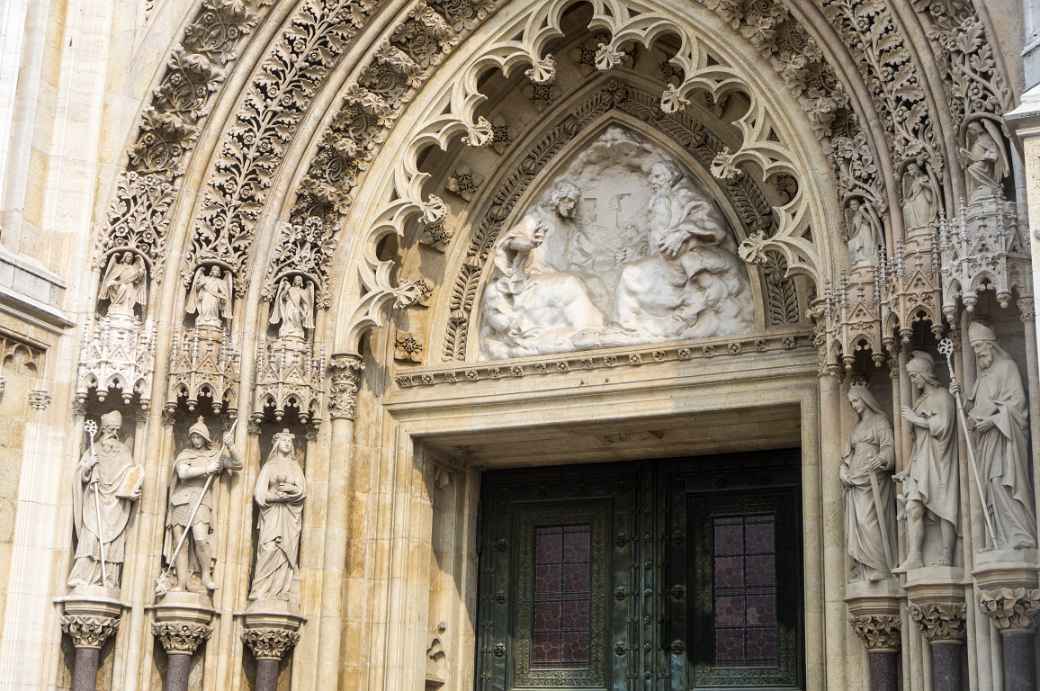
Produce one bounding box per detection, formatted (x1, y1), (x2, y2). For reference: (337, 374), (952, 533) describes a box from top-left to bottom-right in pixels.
(901, 162), (938, 231)
(845, 198), (882, 267)
(248, 429), (306, 604)
(269, 275), (315, 341)
(841, 384), (897, 582)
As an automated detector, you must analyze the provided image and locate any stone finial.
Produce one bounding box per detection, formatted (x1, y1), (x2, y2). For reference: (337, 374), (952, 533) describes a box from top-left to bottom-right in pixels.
(849, 613), (901, 651)
(152, 622), (212, 656)
(61, 615), (120, 649)
(977, 587), (1040, 632)
(241, 627), (301, 661)
(328, 353), (363, 420)
(909, 602), (967, 642)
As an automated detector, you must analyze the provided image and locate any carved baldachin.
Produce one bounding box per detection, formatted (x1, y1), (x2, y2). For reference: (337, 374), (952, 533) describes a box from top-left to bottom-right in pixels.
(61, 615), (120, 649)
(242, 627), (301, 661)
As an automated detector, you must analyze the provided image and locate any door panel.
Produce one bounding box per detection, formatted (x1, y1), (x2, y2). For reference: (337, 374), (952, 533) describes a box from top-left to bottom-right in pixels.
(476, 452), (801, 691)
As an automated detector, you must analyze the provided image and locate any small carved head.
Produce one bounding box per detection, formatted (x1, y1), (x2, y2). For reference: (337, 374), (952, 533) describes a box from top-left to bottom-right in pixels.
(648, 160), (681, 191)
(273, 428), (295, 454)
(906, 350), (938, 391)
(847, 198), (861, 212)
(292, 275), (304, 288)
(100, 410), (123, 439)
(121, 251), (134, 264)
(550, 180), (581, 219)
(209, 265), (222, 278)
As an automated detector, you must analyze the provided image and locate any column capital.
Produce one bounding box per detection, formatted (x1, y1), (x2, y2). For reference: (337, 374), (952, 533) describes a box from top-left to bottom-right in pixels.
(909, 602), (967, 643)
(1016, 296), (1036, 323)
(242, 627), (301, 661)
(849, 613), (901, 651)
(977, 587), (1040, 632)
(152, 622), (212, 656)
(328, 353), (364, 420)
(60, 614), (120, 650)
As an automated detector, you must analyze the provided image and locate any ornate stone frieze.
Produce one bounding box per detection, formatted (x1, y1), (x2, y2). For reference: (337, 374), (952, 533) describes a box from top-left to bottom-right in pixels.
(165, 326), (241, 418)
(328, 353), (364, 420)
(252, 338), (326, 428)
(61, 615), (120, 650)
(977, 587), (1040, 632)
(397, 332), (810, 388)
(909, 602), (967, 642)
(939, 198), (1031, 319)
(76, 315), (157, 410)
(849, 613), (901, 651)
(262, 220), (337, 309)
(185, 0), (376, 295)
(95, 173), (175, 285)
(241, 627), (301, 661)
(153, 622), (212, 655)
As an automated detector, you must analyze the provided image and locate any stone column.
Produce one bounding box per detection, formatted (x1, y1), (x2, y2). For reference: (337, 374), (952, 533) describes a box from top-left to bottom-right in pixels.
(316, 354), (363, 682)
(57, 593), (123, 691)
(908, 600), (967, 691)
(848, 612), (901, 691)
(978, 587), (1040, 691)
(153, 622), (212, 691)
(242, 625), (302, 691)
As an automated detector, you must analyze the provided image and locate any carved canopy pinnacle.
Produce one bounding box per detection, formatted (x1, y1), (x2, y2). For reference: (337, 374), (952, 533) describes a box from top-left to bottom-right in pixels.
(328, 353), (364, 420)
(61, 614), (120, 649)
(849, 613), (901, 651)
(241, 627), (301, 661)
(977, 587), (1040, 632)
(152, 621), (212, 656)
(909, 602), (967, 643)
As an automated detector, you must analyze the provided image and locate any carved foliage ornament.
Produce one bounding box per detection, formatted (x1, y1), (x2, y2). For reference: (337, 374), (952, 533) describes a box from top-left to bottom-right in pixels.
(242, 627), (301, 661)
(61, 615), (120, 650)
(977, 587), (1040, 632)
(153, 622), (213, 655)
(908, 602), (966, 642)
(849, 614), (901, 651)
(328, 354), (363, 420)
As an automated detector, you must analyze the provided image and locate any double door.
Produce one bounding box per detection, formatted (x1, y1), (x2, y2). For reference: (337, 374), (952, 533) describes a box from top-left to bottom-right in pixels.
(476, 451), (804, 691)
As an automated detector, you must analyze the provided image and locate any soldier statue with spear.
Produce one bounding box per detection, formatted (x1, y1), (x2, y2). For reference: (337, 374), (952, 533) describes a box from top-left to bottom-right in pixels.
(156, 416), (240, 596)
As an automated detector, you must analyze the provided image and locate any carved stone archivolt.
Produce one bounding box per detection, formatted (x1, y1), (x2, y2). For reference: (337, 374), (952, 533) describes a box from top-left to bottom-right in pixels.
(152, 622), (212, 656)
(909, 602), (967, 643)
(849, 613), (901, 651)
(977, 587), (1040, 632)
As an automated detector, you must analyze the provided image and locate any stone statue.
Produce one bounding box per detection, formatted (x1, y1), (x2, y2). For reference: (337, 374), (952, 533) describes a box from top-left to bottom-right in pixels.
(68, 410), (143, 591)
(901, 162), (938, 231)
(960, 120), (1007, 203)
(896, 351), (959, 569)
(269, 275), (315, 341)
(480, 206), (605, 359)
(966, 322), (1036, 550)
(161, 417), (241, 592)
(845, 198), (882, 267)
(186, 265), (233, 328)
(841, 384), (897, 582)
(615, 159), (753, 339)
(99, 251), (147, 319)
(248, 429), (306, 605)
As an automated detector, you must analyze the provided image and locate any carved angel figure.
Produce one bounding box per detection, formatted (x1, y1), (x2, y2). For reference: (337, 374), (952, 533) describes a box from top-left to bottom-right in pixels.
(269, 275), (314, 341)
(248, 429), (305, 604)
(901, 162), (938, 231)
(845, 198), (882, 267)
(99, 251), (147, 318)
(186, 265), (233, 328)
(960, 120), (1008, 203)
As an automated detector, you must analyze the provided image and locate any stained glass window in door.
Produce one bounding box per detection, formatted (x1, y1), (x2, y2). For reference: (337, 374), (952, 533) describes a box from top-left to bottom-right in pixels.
(532, 525), (592, 667)
(712, 514), (779, 666)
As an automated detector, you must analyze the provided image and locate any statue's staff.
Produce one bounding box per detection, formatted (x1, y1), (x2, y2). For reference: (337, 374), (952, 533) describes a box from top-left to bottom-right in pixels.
(938, 337), (998, 547)
(83, 420), (108, 586)
(156, 419), (237, 594)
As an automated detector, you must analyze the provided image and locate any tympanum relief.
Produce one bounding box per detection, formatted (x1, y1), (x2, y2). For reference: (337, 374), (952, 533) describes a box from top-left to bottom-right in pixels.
(479, 127), (754, 360)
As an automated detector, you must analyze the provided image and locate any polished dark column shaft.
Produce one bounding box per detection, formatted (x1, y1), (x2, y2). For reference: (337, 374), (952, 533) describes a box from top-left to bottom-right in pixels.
(163, 653), (193, 691)
(866, 650), (899, 691)
(929, 641), (963, 691)
(255, 658), (280, 690)
(71, 647), (101, 691)
(1001, 630), (1037, 691)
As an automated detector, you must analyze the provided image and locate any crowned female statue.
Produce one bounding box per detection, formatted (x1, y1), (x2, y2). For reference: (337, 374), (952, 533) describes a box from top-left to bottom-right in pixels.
(248, 429), (306, 605)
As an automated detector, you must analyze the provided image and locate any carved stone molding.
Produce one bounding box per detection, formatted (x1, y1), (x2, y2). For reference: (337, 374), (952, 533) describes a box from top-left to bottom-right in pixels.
(241, 627), (301, 661)
(397, 332), (810, 388)
(909, 602), (967, 642)
(977, 587), (1040, 632)
(328, 353), (364, 420)
(849, 614), (901, 651)
(61, 615), (120, 650)
(153, 622), (212, 656)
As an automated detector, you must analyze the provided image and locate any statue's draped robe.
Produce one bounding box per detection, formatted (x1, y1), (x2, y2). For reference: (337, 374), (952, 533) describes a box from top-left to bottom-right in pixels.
(843, 413), (897, 580)
(270, 282), (313, 339)
(903, 175), (935, 230)
(904, 388), (959, 529)
(970, 355), (1036, 548)
(99, 261), (144, 317)
(248, 454), (306, 602)
(69, 441), (137, 587)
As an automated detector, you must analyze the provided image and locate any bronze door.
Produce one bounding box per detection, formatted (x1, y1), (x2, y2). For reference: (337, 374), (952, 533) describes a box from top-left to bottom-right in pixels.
(476, 451), (802, 691)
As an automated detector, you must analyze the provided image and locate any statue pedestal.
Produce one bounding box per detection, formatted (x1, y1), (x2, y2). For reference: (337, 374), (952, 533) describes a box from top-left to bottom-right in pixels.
(972, 554), (1040, 691)
(237, 604), (305, 691)
(56, 589), (124, 691)
(150, 591), (215, 691)
(905, 573), (966, 691)
(846, 579), (903, 691)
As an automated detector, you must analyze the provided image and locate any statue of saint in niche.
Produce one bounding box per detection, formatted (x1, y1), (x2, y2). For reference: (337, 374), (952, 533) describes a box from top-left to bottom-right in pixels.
(845, 198), (883, 267)
(478, 126), (754, 360)
(269, 275), (315, 341)
(960, 119), (1008, 203)
(901, 161), (939, 231)
(186, 264), (233, 328)
(99, 251), (147, 319)
(248, 429), (306, 605)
